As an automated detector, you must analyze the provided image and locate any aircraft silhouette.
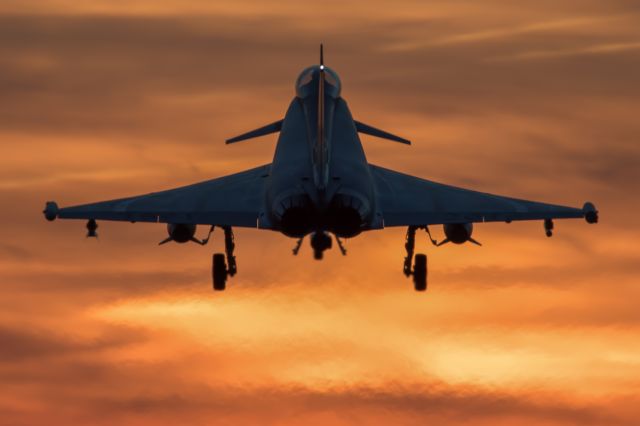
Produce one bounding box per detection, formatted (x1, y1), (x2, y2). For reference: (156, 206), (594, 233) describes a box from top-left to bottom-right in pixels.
(43, 45), (598, 291)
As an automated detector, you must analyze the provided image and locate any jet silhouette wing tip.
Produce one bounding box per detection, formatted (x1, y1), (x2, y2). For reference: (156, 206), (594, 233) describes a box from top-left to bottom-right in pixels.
(51, 164), (272, 228)
(370, 164), (589, 227)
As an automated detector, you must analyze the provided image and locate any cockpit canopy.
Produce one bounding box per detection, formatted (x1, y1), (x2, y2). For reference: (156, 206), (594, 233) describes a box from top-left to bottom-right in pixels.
(295, 66), (341, 99)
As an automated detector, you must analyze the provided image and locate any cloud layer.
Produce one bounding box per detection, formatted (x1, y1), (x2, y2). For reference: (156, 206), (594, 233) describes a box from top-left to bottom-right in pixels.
(1, 1), (639, 425)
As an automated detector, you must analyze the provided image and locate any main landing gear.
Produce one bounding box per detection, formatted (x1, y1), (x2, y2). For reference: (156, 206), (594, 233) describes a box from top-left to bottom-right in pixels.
(212, 226), (237, 291)
(403, 225), (433, 291)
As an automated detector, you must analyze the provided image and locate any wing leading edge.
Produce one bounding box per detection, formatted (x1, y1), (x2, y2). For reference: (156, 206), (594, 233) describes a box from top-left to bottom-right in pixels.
(47, 164), (271, 228)
(370, 164), (596, 227)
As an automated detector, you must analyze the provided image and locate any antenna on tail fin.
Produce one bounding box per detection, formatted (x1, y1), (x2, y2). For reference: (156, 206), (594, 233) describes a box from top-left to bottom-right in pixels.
(315, 43), (327, 190)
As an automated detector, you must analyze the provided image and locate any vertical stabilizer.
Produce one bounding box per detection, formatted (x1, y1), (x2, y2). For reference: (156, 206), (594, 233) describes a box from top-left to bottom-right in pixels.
(315, 43), (328, 190)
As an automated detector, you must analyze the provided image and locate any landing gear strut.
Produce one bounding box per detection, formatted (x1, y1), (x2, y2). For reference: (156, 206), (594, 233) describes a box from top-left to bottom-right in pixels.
(403, 226), (417, 277)
(403, 225), (428, 291)
(223, 226), (237, 277)
(211, 226), (237, 291)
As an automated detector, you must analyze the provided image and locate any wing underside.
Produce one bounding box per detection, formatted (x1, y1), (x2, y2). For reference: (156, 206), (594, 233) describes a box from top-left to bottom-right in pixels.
(53, 164), (271, 228)
(370, 164), (590, 227)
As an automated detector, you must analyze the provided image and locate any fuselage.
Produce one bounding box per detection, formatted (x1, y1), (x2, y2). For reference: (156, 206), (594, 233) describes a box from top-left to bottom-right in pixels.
(265, 65), (378, 238)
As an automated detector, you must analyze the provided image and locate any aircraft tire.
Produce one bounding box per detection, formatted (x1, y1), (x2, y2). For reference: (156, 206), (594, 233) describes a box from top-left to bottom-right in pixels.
(413, 253), (427, 291)
(212, 253), (227, 291)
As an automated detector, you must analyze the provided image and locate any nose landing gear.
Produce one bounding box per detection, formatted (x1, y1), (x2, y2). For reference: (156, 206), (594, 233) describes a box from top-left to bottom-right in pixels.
(311, 232), (332, 260)
(292, 232), (348, 259)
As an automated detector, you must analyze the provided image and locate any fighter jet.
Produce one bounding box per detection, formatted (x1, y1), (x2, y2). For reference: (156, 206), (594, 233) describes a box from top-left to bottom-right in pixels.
(43, 45), (598, 291)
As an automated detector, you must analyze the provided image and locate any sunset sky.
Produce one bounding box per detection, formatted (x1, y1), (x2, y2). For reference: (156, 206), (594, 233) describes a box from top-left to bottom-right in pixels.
(1, 1), (640, 425)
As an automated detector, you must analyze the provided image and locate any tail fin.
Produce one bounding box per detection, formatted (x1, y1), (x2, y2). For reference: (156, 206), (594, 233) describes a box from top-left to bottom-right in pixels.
(314, 43), (328, 189)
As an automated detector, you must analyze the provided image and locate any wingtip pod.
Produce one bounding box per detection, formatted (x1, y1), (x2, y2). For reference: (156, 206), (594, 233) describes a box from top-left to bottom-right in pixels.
(43, 201), (59, 221)
(583, 201), (598, 224)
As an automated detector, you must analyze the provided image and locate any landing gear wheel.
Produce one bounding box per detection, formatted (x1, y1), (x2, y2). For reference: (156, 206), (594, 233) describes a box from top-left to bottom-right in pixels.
(212, 253), (227, 291)
(413, 253), (427, 291)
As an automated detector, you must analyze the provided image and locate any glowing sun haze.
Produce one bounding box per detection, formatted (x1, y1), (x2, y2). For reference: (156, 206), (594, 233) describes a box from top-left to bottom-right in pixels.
(1, 1), (639, 425)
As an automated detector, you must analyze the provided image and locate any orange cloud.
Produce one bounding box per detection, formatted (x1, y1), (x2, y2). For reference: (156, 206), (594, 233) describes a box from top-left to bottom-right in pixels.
(1, 1), (639, 425)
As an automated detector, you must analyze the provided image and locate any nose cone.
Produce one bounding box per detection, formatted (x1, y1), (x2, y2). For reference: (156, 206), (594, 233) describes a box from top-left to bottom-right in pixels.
(295, 65), (341, 99)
